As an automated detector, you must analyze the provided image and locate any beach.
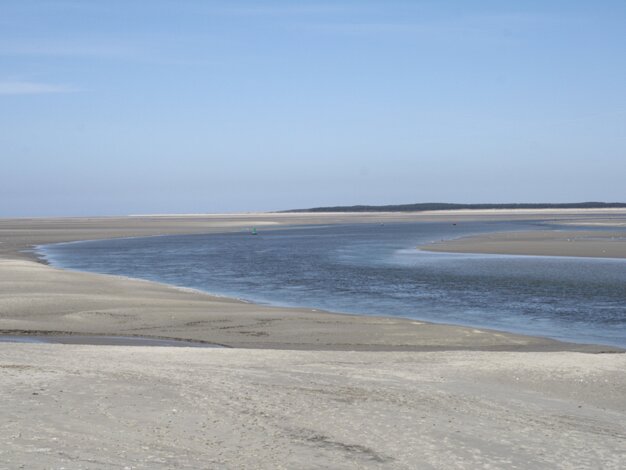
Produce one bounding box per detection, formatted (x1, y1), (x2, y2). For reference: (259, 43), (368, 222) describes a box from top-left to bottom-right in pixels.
(3, 346), (625, 469)
(1, 210), (625, 468)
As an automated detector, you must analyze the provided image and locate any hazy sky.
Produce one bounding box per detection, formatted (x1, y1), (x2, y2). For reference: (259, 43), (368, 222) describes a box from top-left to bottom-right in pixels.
(2, 1), (625, 216)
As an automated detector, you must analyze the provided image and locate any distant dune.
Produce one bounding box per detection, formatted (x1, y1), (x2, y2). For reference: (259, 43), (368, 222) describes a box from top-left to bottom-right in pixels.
(283, 202), (626, 213)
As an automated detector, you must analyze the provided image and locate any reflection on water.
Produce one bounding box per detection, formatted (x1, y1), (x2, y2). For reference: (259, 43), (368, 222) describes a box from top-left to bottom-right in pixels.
(38, 221), (626, 348)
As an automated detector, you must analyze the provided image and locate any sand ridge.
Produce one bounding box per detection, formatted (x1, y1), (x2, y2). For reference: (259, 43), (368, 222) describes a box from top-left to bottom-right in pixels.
(422, 229), (626, 259)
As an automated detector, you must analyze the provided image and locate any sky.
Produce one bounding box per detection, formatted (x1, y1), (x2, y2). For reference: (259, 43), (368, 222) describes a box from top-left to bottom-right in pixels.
(1, 0), (625, 216)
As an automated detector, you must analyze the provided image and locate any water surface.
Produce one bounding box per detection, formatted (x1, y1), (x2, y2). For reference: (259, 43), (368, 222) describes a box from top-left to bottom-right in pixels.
(38, 221), (626, 348)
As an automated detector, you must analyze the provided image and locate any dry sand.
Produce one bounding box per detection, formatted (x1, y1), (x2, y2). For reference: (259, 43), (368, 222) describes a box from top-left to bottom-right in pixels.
(1, 210), (625, 468)
(2, 345), (625, 469)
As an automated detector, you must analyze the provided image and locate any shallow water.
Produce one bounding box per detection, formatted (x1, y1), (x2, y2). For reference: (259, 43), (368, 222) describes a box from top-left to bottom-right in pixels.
(38, 221), (626, 348)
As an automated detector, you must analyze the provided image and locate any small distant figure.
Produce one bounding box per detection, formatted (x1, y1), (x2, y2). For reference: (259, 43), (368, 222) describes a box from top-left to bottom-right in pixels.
(251, 227), (258, 235)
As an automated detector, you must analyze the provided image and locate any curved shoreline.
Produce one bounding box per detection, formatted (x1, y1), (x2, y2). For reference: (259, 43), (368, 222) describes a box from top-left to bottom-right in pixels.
(34, 235), (626, 351)
(0, 213), (622, 352)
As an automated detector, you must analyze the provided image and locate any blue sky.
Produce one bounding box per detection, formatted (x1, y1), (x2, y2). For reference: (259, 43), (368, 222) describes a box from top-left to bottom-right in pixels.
(1, 1), (625, 216)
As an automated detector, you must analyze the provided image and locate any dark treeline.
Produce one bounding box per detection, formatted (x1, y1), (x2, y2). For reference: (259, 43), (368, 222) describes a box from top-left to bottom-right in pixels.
(282, 202), (626, 213)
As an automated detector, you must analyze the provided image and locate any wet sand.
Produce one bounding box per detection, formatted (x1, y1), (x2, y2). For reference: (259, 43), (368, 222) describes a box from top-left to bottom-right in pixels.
(1, 210), (625, 468)
(0, 334), (220, 347)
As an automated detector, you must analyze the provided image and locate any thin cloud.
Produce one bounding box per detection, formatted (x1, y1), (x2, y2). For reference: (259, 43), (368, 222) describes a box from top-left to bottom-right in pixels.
(0, 81), (77, 95)
(0, 38), (206, 66)
(305, 22), (422, 35)
(0, 40), (136, 59)
(302, 12), (555, 38)
(211, 4), (355, 16)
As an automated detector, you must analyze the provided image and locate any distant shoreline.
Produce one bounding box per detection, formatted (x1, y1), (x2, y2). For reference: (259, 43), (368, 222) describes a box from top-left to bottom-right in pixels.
(284, 201), (626, 213)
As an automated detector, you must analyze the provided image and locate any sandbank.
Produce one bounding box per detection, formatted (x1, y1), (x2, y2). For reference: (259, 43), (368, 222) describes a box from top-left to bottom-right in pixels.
(422, 230), (626, 259)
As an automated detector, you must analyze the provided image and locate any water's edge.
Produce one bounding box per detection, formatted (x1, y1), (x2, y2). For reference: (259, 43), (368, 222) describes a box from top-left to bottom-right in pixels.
(0, 334), (224, 348)
(31, 226), (626, 351)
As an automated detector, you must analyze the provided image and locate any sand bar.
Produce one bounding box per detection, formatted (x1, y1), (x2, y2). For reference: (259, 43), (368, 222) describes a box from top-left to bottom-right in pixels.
(422, 229), (626, 259)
